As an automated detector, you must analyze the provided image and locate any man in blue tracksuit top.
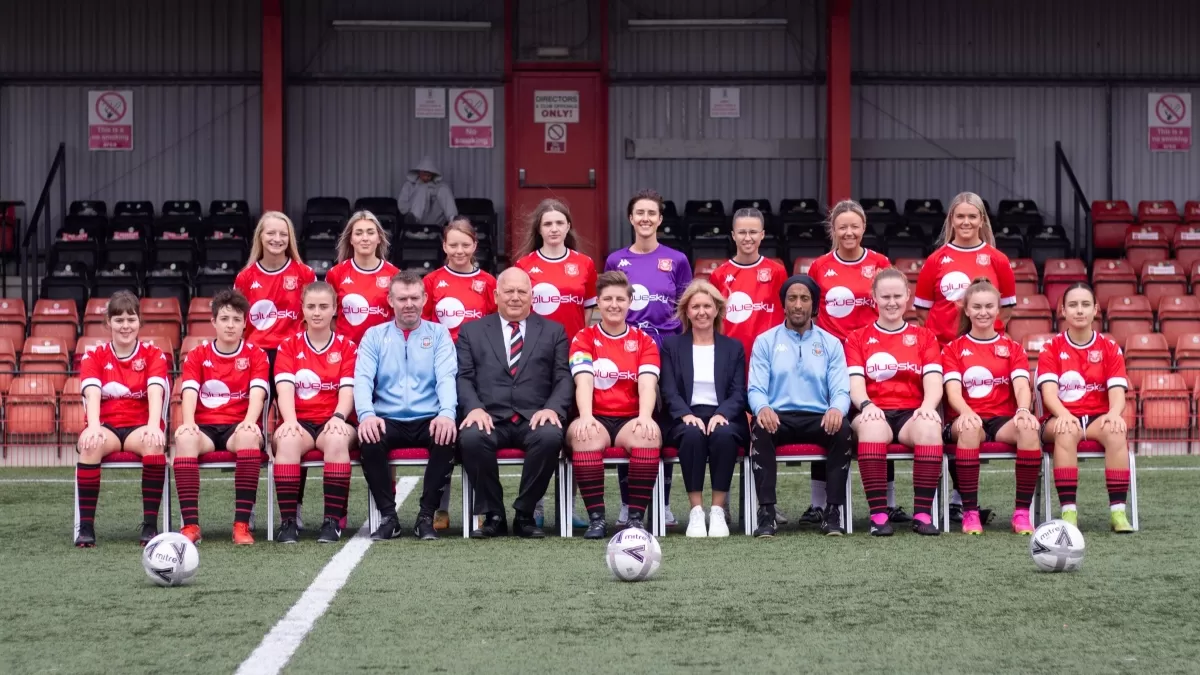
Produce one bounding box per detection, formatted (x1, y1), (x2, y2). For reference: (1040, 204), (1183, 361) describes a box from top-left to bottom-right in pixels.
(748, 274), (852, 538)
(355, 269), (459, 541)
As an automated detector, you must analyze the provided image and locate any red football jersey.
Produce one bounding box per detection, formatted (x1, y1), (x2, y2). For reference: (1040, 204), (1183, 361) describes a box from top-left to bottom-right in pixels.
(180, 340), (270, 426)
(515, 249), (597, 339)
(709, 256), (787, 366)
(327, 258), (399, 346)
(845, 322), (943, 410)
(1035, 332), (1128, 418)
(80, 341), (170, 429)
(914, 242), (1017, 345)
(569, 325), (660, 418)
(273, 331), (357, 424)
(809, 249), (892, 341)
(941, 333), (1030, 419)
(421, 266), (497, 342)
(234, 259), (317, 350)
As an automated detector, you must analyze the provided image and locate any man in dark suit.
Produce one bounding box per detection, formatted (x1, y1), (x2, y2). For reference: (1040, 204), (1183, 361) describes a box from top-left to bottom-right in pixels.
(457, 267), (573, 538)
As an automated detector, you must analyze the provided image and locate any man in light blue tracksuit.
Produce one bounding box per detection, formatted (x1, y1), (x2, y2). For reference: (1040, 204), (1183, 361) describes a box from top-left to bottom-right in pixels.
(748, 274), (852, 538)
(355, 269), (458, 541)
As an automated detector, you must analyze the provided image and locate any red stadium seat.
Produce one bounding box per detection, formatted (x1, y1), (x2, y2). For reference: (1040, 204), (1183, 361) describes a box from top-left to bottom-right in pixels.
(179, 336), (210, 360)
(894, 258), (924, 283)
(138, 326), (178, 355)
(0, 298), (27, 352)
(186, 297), (214, 336)
(1021, 333), (1055, 371)
(1172, 225), (1200, 269)
(83, 298), (110, 330)
(1106, 296), (1154, 347)
(30, 299), (79, 352)
(1140, 373), (1190, 433)
(168, 379), (184, 436)
(1176, 334), (1200, 390)
(1091, 200), (1133, 250)
(83, 322), (110, 338)
(22, 337), (70, 367)
(72, 336), (106, 368)
(0, 337), (16, 393)
(21, 361), (68, 394)
(1157, 295), (1200, 349)
(5, 376), (57, 438)
(140, 298), (182, 350)
(59, 377), (85, 439)
(1010, 258), (1039, 298)
(1124, 333), (1171, 389)
(792, 257), (817, 275)
(1007, 295), (1052, 345)
(1137, 200), (1180, 241)
(1092, 259), (1137, 312)
(1125, 226), (1170, 272)
(693, 258), (722, 280)
(1041, 258), (1088, 310)
(1186, 201), (1200, 225)
(1139, 260), (1187, 309)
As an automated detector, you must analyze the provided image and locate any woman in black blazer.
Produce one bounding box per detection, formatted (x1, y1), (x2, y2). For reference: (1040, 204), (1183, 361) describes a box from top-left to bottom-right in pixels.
(660, 279), (748, 538)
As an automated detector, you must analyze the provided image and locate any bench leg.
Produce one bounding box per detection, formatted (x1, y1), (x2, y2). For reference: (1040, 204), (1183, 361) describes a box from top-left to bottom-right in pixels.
(461, 466), (472, 539)
(266, 462), (275, 542)
(843, 466), (853, 534)
(73, 474), (80, 544)
(1129, 450), (1139, 531)
(1041, 452), (1053, 524)
(745, 455), (758, 536)
(161, 464), (172, 534)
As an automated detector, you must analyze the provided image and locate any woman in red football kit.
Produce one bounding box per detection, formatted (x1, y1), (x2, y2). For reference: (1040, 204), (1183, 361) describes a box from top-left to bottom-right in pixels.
(422, 217), (497, 343)
(271, 282), (357, 544)
(1036, 283), (1134, 533)
(568, 271), (662, 540)
(845, 268), (945, 536)
(327, 210), (399, 346)
(74, 291), (170, 547)
(514, 198), (597, 339)
(235, 211), (317, 358)
(942, 278), (1040, 535)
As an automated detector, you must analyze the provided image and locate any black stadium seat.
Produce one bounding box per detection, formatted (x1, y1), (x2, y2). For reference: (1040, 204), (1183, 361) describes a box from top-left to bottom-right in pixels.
(656, 200), (687, 253)
(104, 201), (153, 269)
(194, 263), (239, 298)
(859, 198), (900, 236)
(903, 199), (946, 239)
(996, 199), (1043, 236)
(145, 262), (191, 310)
(884, 222), (928, 259)
(208, 200), (253, 239)
(353, 197), (401, 237)
(93, 262), (141, 300)
(41, 261), (91, 312)
(303, 197), (350, 239)
(1027, 224), (1071, 271)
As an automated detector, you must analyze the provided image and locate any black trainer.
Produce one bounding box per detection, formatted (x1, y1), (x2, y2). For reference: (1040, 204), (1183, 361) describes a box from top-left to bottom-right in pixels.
(820, 505), (845, 536)
(912, 519), (941, 536)
(799, 505), (823, 524)
(949, 503), (963, 523)
(414, 514), (438, 540)
(277, 519), (300, 544)
(370, 515), (403, 541)
(470, 513), (508, 539)
(583, 512), (607, 540)
(980, 508), (994, 524)
(317, 517), (342, 543)
(512, 515), (545, 539)
(75, 522), (96, 548)
(753, 507), (777, 538)
(626, 512), (647, 532)
(888, 506), (913, 523)
(139, 522), (158, 546)
(869, 519), (894, 537)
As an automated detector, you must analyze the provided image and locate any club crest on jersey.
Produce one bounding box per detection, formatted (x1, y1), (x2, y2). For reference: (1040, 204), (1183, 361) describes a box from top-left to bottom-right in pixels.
(132, 358), (146, 372)
(976, 254), (990, 266)
(995, 344), (1010, 358)
(376, 276), (390, 288)
(1088, 350), (1102, 363)
(235, 358), (250, 371)
(283, 276), (299, 291)
(903, 334), (917, 347)
(471, 280), (486, 294)
(861, 264), (876, 278)
(565, 263), (579, 276)
(328, 351), (342, 364)
(657, 258), (673, 272)
(757, 269), (772, 282)
(624, 340), (639, 352)
(812, 344), (824, 356)
(421, 336), (433, 349)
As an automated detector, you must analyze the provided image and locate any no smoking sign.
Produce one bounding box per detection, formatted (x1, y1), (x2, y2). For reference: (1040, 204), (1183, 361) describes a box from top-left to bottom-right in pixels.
(1148, 92), (1192, 152)
(88, 90), (134, 151)
(544, 123), (567, 153)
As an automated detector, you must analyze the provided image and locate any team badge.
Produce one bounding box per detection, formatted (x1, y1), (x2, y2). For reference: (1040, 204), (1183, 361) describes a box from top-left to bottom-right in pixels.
(976, 254), (991, 266)
(283, 276), (299, 291)
(421, 336), (433, 349)
(328, 352), (342, 364)
(376, 276), (390, 288)
(132, 359), (146, 372)
(472, 280), (486, 293)
(757, 269), (772, 283)
(812, 344), (824, 356)
(565, 263), (579, 277)
(235, 358), (250, 371)
(1088, 350), (1102, 363)
(861, 264), (876, 278)
(995, 344), (1010, 358)
(657, 258), (673, 272)
(625, 340), (639, 352)
(903, 334), (917, 347)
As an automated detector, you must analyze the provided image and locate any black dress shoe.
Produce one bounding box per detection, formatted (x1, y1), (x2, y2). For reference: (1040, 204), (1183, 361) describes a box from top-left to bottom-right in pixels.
(470, 513), (508, 538)
(512, 516), (545, 539)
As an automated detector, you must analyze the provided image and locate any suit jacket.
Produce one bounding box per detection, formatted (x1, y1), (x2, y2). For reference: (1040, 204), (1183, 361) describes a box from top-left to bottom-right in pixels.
(456, 312), (574, 422)
(660, 331), (747, 423)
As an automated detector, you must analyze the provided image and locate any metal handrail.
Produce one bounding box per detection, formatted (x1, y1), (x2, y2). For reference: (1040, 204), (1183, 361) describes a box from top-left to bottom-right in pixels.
(1054, 141), (1092, 264)
(20, 143), (67, 318)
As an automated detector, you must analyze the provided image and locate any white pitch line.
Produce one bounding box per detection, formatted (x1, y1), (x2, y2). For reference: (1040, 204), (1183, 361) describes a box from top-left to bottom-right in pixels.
(234, 476), (418, 675)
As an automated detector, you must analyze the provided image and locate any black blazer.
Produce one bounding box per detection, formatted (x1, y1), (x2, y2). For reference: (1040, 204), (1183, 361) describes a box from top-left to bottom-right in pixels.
(659, 331), (746, 422)
(456, 313), (574, 422)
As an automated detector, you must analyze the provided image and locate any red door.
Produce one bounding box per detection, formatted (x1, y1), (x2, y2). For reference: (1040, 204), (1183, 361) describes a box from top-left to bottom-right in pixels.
(508, 72), (607, 261)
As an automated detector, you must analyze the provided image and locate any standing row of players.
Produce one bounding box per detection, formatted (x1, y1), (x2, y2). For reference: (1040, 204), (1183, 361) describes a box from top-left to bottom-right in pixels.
(72, 190), (1132, 546)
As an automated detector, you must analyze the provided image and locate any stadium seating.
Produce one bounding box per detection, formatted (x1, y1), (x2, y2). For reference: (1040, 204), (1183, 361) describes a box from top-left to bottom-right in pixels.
(902, 199), (945, 239)
(1010, 258), (1039, 298)
(1092, 200), (1134, 252)
(0, 298), (26, 352)
(1139, 372), (1189, 434)
(693, 258), (721, 280)
(1124, 333), (1171, 388)
(1041, 259), (1087, 310)
(5, 376), (57, 439)
(1140, 260), (1187, 309)
(1007, 295), (1052, 345)
(1027, 225), (1071, 270)
(1092, 259), (1137, 311)
(1107, 296), (1154, 346)
(1138, 200), (1180, 241)
(1124, 226), (1170, 272)
(1157, 296), (1200, 348)
(1174, 334), (1200, 389)
(996, 199), (1043, 237)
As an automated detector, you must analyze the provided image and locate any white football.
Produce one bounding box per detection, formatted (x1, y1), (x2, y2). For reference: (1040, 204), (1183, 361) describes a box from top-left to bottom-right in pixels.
(142, 532), (200, 587)
(606, 527), (662, 582)
(1029, 519), (1085, 572)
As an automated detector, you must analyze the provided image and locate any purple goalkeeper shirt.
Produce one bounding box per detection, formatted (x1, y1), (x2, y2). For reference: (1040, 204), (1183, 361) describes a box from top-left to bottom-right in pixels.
(604, 244), (692, 345)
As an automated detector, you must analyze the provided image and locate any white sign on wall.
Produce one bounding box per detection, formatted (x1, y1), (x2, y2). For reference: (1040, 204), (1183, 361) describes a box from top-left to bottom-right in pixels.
(88, 90), (134, 151)
(709, 88), (740, 118)
(1148, 92), (1192, 152)
(415, 88), (446, 119)
(534, 90), (579, 123)
(448, 88), (494, 149)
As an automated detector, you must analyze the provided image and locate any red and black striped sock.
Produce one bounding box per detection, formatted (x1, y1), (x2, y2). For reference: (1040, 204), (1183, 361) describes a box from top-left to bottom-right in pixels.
(912, 445), (943, 516)
(574, 451), (605, 516)
(1014, 449), (1041, 509)
(234, 449), (261, 524)
(76, 463), (101, 525)
(141, 454), (167, 524)
(955, 447), (980, 511)
(627, 448), (660, 518)
(274, 463), (301, 521)
(858, 443), (889, 516)
(1054, 467), (1078, 507)
(1105, 468), (1130, 506)
(323, 462), (352, 521)
(174, 457), (201, 526)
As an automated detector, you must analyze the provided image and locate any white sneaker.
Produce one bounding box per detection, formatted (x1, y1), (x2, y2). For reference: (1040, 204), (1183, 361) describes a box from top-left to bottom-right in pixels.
(708, 506), (730, 537)
(616, 503), (630, 527)
(664, 506), (678, 527)
(686, 506), (708, 537)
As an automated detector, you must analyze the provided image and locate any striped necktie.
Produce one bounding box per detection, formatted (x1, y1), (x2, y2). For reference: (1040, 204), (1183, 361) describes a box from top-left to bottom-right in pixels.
(508, 321), (523, 376)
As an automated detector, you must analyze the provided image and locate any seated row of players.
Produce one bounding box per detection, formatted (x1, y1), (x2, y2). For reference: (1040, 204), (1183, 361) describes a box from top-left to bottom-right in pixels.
(72, 191), (1133, 546)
